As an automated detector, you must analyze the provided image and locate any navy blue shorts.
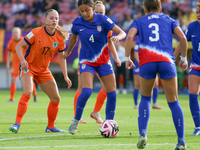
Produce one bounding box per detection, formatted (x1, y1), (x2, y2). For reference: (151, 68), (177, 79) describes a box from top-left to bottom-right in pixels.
(189, 68), (200, 77)
(79, 60), (114, 77)
(139, 62), (177, 79)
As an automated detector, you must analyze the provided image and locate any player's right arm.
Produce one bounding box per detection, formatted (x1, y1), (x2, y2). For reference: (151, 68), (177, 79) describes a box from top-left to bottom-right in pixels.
(6, 50), (12, 72)
(16, 39), (29, 70)
(64, 33), (78, 58)
(125, 27), (137, 69)
(174, 26), (188, 71)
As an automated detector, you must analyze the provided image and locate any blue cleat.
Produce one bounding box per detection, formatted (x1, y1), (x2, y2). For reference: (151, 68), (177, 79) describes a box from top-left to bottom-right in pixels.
(191, 128), (200, 136)
(45, 126), (67, 133)
(174, 141), (187, 150)
(69, 119), (79, 135)
(137, 133), (147, 149)
(9, 123), (20, 133)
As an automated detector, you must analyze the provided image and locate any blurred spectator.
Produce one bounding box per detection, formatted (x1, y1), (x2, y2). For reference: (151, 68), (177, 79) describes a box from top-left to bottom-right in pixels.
(0, 16), (6, 29)
(115, 42), (127, 94)
(12, 0), (25, 14)
(131, 4), (141, 18)
(32, 0), (43, 15)
(105, 0), (115, 13)
(30, 14), (42, 28)
(62, 19), (72, 32)
(1, 0), (12, 3)
(70, 0), (77, 10)
(170, 2), (179, 20)
(122, 14), (133, 31)
(107, 9), (118, 24)
(42, 0), (59, 13)
(14, 13), (29, 30)
(179, 19), (187, 33)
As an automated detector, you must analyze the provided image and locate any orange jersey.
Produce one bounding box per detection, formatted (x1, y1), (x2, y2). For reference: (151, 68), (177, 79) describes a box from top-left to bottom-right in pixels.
(24, 26), (66, 73)
(7, 37), (24, 67)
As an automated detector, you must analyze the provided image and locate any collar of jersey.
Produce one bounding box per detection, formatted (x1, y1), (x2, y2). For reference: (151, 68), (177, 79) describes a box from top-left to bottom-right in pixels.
(44, 26), (55, 36)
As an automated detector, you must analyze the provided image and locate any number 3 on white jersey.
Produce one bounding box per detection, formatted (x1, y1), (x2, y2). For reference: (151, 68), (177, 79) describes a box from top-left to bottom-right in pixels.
(89, 34), (94, 43)
(149, 23), (159, 42)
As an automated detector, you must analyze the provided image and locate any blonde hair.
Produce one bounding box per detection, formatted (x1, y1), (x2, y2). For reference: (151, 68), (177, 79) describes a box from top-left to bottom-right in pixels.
(94, 1), (103, 6)
(45, 9), (69, 40)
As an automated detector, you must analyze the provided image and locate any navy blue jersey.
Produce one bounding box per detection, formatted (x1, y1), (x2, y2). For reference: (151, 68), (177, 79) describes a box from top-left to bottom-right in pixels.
(185, 21), (200, 70)
(129, 13), (179, 67)
(71, 13), (115, 66)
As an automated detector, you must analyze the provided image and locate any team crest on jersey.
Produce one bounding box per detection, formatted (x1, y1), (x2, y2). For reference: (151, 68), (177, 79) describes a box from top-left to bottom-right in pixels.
(82, 64), (86, 70)
(24, 69), (29, 73)
(53, 42), (58, 48)
(97, 25), (102, 32)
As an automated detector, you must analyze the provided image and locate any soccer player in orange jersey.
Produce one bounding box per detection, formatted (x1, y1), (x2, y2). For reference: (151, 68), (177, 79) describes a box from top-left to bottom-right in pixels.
(73, 1), (121, 124)
(6, 27), (38, 102)
(9, 9), (72, 133)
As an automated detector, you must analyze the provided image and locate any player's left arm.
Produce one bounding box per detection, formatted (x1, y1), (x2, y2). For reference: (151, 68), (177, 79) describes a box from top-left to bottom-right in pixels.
(111, 25), (126, 43)
(58, 51), (72, 89)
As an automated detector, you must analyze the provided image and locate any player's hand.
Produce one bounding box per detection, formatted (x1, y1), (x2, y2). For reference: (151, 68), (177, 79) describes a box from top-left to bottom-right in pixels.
(126, 60), (135, 69)
(110, 36), (120, 44)
(21, 60), (28, 70)
(64, 76), (72, 89)
(115, 58), (121, 67)
(179, 60), (188, 71)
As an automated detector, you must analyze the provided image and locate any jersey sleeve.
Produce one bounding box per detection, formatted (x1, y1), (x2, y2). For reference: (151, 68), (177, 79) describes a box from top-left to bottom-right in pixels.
(58, 40), (66, 52)
(185, 23), (191, 42)
(24, 29), (36, 45)
(102, 15), (115, 31)
(170, 17), (179, 34)
(129, 20), (139, 35)
(107, 30), (112, 38)
(71, 19), (78, 35)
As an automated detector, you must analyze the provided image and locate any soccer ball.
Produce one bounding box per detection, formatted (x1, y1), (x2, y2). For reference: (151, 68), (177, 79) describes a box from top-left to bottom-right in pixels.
(99, 120), (119, 138)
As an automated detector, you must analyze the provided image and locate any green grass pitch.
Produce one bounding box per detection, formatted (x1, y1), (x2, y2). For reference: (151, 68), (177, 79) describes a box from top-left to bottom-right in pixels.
(0, 90), (200, 150)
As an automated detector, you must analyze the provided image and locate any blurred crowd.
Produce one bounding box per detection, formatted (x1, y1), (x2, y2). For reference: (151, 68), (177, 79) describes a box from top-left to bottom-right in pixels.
(0, 0), (198, 32)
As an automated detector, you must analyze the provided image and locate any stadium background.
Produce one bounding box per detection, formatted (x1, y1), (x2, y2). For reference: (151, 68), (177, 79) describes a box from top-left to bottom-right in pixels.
(0, 0), (197, 91)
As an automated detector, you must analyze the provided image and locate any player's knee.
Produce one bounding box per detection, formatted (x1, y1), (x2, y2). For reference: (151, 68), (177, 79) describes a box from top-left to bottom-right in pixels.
(24, 90), (33, 96)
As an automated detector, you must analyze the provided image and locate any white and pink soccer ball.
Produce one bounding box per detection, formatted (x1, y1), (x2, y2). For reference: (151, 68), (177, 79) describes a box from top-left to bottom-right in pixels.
(99, 120), (119, 138)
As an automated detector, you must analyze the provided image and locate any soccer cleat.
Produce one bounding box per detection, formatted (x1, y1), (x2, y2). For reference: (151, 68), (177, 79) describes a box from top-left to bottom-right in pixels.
(79, 119), (86, 124)
(45, 126), (67, 133)
(174, 141), (187, 150)
(34, 96), (37, 102)
(137, 134), (147, 149)
(90, 111), (103, 124)
(134, 105), (139, 109)
(191, 128), (200, 136)
(152, 103), (163, 109)
(9, 123), (20, 133)
(8, 99), (14, 102)
(69, 119), (79, 135)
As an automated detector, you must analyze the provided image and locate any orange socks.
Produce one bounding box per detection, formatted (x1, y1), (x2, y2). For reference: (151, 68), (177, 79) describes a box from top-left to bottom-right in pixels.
(74, 91), (81, 116)
(47, 101), (59, 129)
(33, 82), (37, 96)
(15, 93), (31, 125)
(10, 84), (16, 100)
(94, 89), (107, 112)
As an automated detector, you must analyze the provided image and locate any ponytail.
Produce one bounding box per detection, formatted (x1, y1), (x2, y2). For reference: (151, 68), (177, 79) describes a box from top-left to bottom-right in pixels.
(56, 25), (69, 40)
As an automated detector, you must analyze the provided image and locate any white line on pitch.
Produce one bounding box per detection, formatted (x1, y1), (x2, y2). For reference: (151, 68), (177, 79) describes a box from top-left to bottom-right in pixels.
(0, 143), (200, 149)
(0, 130), (194, 142)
